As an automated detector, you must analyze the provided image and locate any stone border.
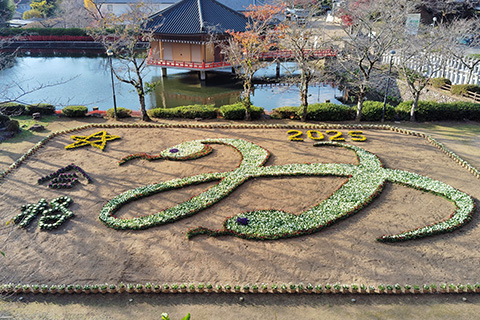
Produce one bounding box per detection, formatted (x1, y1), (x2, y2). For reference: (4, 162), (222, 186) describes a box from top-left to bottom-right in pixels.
(1, 122), (479, 295)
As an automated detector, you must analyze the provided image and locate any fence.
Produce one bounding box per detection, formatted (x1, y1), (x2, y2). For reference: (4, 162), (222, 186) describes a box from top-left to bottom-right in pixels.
(382, 53), (480, 86)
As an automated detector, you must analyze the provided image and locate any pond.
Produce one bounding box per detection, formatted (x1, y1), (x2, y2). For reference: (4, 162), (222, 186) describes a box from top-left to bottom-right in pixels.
(0, 56), (343, 112)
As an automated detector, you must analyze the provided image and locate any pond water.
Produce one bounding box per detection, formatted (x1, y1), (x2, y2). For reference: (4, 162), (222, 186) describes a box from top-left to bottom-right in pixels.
(0, 56), (343, 112)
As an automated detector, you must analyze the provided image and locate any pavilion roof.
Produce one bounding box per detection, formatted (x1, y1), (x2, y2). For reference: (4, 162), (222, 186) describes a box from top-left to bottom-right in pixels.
(144, 0), (248, 35)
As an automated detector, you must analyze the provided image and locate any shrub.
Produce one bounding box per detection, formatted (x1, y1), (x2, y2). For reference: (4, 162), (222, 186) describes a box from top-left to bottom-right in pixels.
(220, 103), (264, 120)
(148, 105), (218, 119)
(451, 84), (480, 96)
(148, 107), (180, 119)
(270, 106), (301, 119)
(106, 107), (132, 118)
(61, 105), (88, 117)
(23, 9), (43, 20)
(0, 114), (19, 132)
(430, 77), (452, 88)
(360, 100), (395, 121)
(0, 102), (26, 116)
(395, 101), (412, 120)
(301, 103), (353, 121)
(176, 104), (218, 119)
(395, 100), (480, 121)
(25, 103), (55, 115)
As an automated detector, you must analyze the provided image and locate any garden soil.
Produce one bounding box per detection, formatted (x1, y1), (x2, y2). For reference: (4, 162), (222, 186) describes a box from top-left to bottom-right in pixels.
(1, 123), (479, 289)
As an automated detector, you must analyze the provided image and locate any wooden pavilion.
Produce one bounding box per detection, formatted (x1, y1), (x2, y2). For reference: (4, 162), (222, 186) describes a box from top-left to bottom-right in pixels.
(144, 0), (248, 80)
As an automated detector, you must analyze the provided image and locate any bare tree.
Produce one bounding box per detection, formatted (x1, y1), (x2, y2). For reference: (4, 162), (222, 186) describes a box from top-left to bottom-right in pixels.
(330, 0), (420, 121)
(57, 0), (93, 28)
(87, 3), (158, 121)
(437, 18), (480, 85)
(392, 23), (447, 121)
(279, 1), (332, 122)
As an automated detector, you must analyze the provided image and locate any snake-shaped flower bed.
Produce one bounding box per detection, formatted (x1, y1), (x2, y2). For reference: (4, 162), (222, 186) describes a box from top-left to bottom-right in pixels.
(99, 138), (475, 242)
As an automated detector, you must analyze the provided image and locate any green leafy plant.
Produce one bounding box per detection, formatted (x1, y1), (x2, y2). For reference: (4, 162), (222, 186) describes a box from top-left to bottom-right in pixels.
(61, 105), (88, 117)
(161, 312), (191, 320)
(149, 104), (218, 119)
(26, 103), (55, 115)
(451, 84), (480, 96)
(107, 107), (132, 118)
(220, 103), (264, 120)
(430, 77), (451, 88)
(360, 100), (395, 121)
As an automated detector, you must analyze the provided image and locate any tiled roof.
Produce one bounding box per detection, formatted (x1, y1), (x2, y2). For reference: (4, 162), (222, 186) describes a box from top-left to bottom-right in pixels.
(145, 0), (248, 35)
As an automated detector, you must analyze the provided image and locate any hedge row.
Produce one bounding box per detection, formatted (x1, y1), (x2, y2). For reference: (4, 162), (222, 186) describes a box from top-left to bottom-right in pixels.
(396, 101), (480, 121)
(219, 103), (264, 120)
(148, 104), (218, 119)
(271, 101), (480, 122)
(148, 103), (265, 120)
(271, 102), (395, 121)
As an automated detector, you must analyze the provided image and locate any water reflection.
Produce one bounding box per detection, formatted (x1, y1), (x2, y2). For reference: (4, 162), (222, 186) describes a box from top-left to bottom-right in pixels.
(0, 56), (342, 111)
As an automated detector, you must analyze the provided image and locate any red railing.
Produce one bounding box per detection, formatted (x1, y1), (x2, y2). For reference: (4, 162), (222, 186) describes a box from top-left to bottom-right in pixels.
(147, 49), (337, 70)
(146, 59), (232, 70)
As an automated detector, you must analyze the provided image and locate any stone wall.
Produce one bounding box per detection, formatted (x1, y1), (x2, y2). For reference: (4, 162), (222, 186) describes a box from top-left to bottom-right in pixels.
(373, 77), (466, 104)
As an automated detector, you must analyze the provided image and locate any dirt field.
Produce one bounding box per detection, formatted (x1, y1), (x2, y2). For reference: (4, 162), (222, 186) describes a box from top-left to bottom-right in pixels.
(1, 118), (479, 319)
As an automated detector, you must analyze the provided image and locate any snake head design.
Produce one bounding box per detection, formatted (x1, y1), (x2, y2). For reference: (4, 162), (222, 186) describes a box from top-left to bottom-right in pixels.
(119, 140), (213, 165)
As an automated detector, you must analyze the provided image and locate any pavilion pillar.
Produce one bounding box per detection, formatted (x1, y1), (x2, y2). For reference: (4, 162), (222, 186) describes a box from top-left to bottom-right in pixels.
(276, 62), (281, 78)
(161, 67), (167, 77)
(200, 70), (206, 81)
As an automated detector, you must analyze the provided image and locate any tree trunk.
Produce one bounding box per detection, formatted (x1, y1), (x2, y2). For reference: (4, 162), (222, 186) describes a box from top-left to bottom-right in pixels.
(355, 91), (365, 122)
(300, 74), (309, 122)
(243, 78), (253, 121)
(135, 62), (151, 122)
(410, 92), (420, 122)
(136, 84), (151, 122)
